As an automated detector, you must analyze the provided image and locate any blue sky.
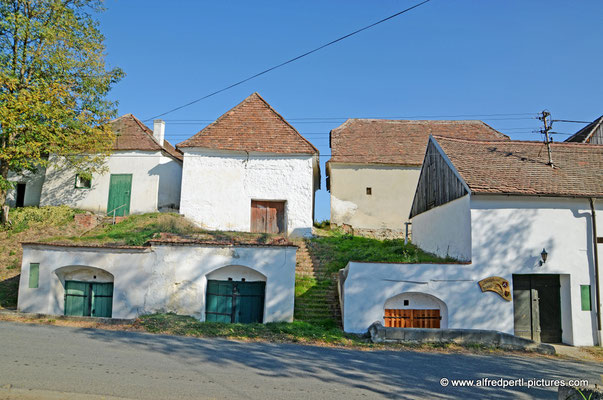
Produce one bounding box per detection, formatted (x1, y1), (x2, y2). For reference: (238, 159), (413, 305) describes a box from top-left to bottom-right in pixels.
(99, 0), (603, 221)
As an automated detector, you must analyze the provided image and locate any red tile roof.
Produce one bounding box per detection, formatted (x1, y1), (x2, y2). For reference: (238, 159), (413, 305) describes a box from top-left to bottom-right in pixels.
(111, 114), (183, 161)
(434, 136), (603, 197)
(329, 119), (509, 166)
(177, 93), (318, 154)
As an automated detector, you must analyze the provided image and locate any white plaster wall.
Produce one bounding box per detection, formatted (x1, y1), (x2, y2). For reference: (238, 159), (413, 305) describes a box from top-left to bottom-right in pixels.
(344, 196), (600, 346)
(18, 243), (296, 323)
(329, 164), (421, 229)
(5, 167), (46, 207)
(39, 151), (182, 214)
(180, 149), (315, 237)
(412, 195), (471, 261)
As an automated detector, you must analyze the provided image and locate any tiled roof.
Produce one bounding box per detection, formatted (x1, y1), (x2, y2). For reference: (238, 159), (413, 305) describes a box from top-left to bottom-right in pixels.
(177, 93), (318, 154)
(329, 119), (509, 166)
(111, 114), (183, 161)
(434, 136), (603, 197)
(565, 115), (603, 143)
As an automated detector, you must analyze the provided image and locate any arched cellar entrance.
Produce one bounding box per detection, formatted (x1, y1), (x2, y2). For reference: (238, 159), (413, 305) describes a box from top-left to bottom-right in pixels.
(55, 266), (114, 318)
(205, 265), (267, 324)
(383, 292), (448, 329)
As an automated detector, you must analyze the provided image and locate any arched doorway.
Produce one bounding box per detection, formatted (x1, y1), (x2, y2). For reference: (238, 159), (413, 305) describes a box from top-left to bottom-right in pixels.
(383, 292), (448, 329)
(54, 266), (114, 318)
(205, 265), (266, 323)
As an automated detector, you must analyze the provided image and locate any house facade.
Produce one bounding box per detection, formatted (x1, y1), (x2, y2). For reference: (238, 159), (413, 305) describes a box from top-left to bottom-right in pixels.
(178, 93), (320, 237)
(39, 114), (183, 215)
(566, 115), (603, 144)
(18, 237), (297, 322)
(340, 137), (602, 346)
(326, 119), (508, 237)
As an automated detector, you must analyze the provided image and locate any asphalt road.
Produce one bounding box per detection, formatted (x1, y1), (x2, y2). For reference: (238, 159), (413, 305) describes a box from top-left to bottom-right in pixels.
(0, 322), (600, 400)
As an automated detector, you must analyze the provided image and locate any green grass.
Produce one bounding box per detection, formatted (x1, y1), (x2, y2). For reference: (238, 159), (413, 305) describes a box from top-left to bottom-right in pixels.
(138, 313), (360, 345)
(307, 229), (454, 275)
(2, 206), (83, 234)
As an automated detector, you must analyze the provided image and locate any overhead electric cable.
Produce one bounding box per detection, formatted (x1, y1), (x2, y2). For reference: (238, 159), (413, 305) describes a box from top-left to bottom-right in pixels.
(143, 0), (432, 121)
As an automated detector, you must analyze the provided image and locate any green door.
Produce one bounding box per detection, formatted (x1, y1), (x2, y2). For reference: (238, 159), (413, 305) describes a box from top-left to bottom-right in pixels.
(206, 280), (265, 323)
(65, 281), (113, 318)
(65, 281), (90, 316)
(91, 282), (114, 318)
(107, 174), (132, 216)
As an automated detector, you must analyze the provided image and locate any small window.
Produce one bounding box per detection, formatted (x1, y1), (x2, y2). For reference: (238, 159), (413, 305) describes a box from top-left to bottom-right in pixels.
(581, 285), (591, 311)
(29, 263), (39, 288)
(403, 300), (409, 306)
(366, 187), (372, 195)
(75, 174), (91, 189)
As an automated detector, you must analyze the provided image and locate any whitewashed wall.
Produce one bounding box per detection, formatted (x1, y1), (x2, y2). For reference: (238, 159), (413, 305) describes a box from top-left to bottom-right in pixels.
(344, 195), (600, 346)
(18, 243), (296, 322)
(180, 149), (315, 237)
(40, 151), (182, 214)
(412, 195), (471, 261)
(329, 164), (421, 230)
(5, 167), (46, 207)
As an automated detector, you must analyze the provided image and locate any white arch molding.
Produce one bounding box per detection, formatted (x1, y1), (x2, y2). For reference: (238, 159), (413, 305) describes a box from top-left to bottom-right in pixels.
(384, 292), (449, 329)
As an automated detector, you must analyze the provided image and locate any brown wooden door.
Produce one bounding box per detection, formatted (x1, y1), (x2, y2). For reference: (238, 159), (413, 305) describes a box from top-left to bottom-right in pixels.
(384, 309), (441, 328)
(250, 201), (285, 234)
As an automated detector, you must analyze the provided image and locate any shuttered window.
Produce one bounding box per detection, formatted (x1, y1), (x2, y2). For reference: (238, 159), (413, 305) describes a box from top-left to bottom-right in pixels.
(581, 285), (592, 311)
(28, 263), (39, 288)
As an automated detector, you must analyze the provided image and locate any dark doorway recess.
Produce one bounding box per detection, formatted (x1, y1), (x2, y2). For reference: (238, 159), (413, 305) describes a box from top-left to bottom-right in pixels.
(513, 274), (562, 343)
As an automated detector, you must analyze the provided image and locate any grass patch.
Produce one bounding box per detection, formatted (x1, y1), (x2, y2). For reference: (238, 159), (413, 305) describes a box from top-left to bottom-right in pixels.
(137, 313), (360, 345)
(307, 229), (453, 275)
(2, 206), (82, 234)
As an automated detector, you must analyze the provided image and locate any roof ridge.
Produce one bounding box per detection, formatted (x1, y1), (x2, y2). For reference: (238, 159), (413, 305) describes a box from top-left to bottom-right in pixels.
(432, 135), (603, 147)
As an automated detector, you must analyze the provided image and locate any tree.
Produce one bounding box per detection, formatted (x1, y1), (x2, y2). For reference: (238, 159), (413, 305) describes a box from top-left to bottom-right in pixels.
(0, 0), (124, 210)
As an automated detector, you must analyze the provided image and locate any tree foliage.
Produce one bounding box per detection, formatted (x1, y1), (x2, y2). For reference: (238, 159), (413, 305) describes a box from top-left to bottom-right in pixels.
(0, 0), (123, 205)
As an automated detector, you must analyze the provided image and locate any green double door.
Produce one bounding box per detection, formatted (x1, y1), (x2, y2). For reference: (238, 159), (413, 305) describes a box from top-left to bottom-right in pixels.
(107, 174), (132, 216)
(206, 280), (265, 323)
(64, 281), (113, 318)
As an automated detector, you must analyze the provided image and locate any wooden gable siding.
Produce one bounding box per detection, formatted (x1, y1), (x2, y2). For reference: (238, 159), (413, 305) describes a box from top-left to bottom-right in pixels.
(587, 124), (603, 144)
(409, 139), (468, 218)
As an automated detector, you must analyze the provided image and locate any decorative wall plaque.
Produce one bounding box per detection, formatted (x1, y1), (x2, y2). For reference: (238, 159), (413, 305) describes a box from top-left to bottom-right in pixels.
(478, 277), (511, 301)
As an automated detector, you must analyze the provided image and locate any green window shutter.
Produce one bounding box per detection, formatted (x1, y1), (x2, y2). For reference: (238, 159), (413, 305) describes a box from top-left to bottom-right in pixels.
(581, 285), (591, 311)
(28, 263), (39, 288)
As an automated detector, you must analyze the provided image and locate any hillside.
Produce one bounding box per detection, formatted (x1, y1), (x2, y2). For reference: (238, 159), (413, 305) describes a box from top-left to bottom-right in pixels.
(1, 207), (447, 327)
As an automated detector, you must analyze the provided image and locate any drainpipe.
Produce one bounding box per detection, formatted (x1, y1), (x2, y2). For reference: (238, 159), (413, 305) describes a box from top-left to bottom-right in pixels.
(590, 198), (602, 346)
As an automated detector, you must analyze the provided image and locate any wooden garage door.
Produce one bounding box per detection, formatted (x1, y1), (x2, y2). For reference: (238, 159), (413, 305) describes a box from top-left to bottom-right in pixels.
(384, 309), (441, 328)
(250, 200), (285, 234)
(206, 280), (265, 323)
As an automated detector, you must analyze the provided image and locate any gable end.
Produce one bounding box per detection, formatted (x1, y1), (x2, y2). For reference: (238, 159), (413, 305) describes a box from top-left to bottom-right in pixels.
(409, 138), (468, 218)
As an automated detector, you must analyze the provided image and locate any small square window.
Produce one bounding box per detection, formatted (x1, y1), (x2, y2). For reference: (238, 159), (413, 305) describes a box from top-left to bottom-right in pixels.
(75, 174), (91, 189)
(403, 299), (409, 306)
(366, 187), (372, 195)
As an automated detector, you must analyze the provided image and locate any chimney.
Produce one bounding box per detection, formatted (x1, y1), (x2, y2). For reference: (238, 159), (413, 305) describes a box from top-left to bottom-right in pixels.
(153, 119), (165, 146)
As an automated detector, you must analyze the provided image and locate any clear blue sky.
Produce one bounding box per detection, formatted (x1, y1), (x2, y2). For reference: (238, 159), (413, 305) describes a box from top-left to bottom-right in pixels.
(99, 0), (603, 221)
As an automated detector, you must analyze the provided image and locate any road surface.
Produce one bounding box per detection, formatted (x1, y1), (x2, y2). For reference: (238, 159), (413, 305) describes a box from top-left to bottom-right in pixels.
(0, 322), (600, 399)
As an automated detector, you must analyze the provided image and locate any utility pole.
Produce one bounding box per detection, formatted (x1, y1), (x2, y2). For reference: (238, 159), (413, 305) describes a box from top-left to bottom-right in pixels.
(538, 110), (554, 168)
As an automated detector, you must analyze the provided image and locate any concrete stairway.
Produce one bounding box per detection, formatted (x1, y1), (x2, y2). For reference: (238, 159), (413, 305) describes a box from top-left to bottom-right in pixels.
(294, 240), (342, 325)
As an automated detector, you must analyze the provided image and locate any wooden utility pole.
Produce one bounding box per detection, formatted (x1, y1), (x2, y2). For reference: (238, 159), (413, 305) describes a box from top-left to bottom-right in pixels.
(539, 110), (554, 168)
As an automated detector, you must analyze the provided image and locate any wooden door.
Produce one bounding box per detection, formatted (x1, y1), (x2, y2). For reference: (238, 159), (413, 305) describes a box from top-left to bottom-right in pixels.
(513, 275), (561, 343)
(107, 174), (132, 216)
(91, 283), (114, 318)
(384, 309), (441, 328)
(250, 200), (285, 234)
(64, 281), (90, 316)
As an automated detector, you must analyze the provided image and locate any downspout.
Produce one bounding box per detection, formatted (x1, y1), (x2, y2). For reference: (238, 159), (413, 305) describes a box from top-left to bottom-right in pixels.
(590, 198), (602, 346)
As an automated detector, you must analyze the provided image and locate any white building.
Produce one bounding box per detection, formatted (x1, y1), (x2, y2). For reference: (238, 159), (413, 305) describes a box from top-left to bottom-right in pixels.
(178, 93), (320, 237)
(18, 235), (297, 322)
(341, 136), (603, 346)
(326, 119), (508, 237)
(39, 114), (183, 215)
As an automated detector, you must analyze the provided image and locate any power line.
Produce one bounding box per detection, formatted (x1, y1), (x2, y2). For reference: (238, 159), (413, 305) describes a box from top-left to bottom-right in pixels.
(551, 119), (591, 124)
(143, 0), (433, 121)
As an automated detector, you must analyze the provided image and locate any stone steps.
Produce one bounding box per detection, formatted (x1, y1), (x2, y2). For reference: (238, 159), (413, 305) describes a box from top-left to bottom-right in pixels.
(294, 239), (342, 326)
